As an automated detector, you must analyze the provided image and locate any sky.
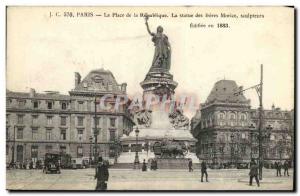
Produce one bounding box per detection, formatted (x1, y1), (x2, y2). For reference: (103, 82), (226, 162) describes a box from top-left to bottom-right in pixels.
(6, 6), (294, 118)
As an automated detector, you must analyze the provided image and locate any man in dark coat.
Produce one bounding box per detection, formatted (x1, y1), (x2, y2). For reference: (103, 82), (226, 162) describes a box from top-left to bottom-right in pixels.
(283, 161), (289, 176)
(277, 161), (282, 177)
(274, 162), (278, 176)
(249, 160), (260, 187)
(188, 159), (193, 172)
(201, 161), (208, 182)
(95, 157), (109, 191)
(142, 159), (147, 172)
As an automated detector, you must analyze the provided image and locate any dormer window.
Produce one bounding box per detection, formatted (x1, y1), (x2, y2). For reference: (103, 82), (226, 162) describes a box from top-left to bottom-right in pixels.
(47, 102), (53, 109)
(33, 101), (39, 109)
(61, 102), (67, 110)
(93, 75), (103, 83)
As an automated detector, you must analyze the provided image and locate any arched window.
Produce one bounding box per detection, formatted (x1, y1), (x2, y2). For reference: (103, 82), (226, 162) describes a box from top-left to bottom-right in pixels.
(230, 113), (236, 120)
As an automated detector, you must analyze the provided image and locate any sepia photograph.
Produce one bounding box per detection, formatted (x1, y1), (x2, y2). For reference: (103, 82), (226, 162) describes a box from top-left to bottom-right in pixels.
(5, 6), (295, 191)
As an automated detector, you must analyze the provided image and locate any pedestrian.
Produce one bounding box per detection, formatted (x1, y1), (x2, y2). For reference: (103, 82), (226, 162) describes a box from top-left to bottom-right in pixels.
(188, 159), (193, 172)
(274, 162), (278, 176)
(94, 157), (109, 191)
(283, 160), (289, 177)
(277, 161), (282, 177)
(201, 161), (208, 182)
(153, 159), (157, 170)
(142, 159), (147, 171)
(249, 159), (260, 187)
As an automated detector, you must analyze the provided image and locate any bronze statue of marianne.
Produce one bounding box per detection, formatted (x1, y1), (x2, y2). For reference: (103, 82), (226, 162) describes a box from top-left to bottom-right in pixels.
(145, 16), (171, 72)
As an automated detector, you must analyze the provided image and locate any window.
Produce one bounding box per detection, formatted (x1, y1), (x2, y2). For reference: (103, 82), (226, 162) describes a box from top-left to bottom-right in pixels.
(46, 129), (52, 140)
(47, 102), (53, 109)
(17, 128), (23, 139)
(6, 127), (9, 140)
(60, 146), (66, 154)
(46, 145), (52, 153)
(60, 129), (66, 140)
(6, 114), (9, 125)
(78, 101), (84, 111)
(253, 147), (258, 154)
(77, 129), (83, 141)
(32, 115), (38, 125)
(109, 129), (116, 141)
(241, 114), (246, 120)
(47, 116), (53, 126)
(33, 101), (39, 109)
(241, 133), (246, 139)
(6, 98), (11, 106)
(230, 114), (235, 120)
(219, 146), (224, 153)
(61, 116), (67, 126)
(241, 146), (246, 155)
(18, 100), (26, 107)
(94, 117), (100, 126)
(32, 128), (38, 140)
(77, 146), (83, 157)
(6, 145), (9, 156)
(17, 115), (23, 124)
(61, 102), (67, 110)
(31, 146), (38, 159)
(110, 118), (116, 127)
(77, 116), (84, 126)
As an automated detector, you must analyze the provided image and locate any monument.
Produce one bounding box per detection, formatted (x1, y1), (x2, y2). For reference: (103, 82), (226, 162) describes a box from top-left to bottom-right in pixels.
(117, 17), (199, 168)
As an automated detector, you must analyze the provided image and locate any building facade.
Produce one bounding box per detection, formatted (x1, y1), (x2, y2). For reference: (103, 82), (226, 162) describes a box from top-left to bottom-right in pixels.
(6, 68), (134, 165)
(191, 80), (294, 167)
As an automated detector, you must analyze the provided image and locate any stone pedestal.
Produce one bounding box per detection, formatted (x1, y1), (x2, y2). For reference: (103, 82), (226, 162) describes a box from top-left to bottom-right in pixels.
(117, 66), (199, 167)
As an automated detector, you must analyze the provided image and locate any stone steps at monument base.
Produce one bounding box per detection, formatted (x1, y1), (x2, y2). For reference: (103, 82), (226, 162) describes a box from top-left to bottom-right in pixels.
(110, 163), (201, 169)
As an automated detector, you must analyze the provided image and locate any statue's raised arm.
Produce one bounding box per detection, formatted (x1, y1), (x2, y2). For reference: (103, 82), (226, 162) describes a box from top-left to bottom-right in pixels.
(145, 16), (155, 36)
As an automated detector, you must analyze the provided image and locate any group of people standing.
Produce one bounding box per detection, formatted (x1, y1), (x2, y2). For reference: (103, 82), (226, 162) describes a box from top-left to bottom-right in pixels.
(275, 161), (289, 177)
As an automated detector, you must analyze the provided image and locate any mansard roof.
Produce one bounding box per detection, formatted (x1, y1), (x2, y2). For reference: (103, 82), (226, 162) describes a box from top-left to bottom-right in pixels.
(70, 68), (126, 96)
(6, 89), (70, 100)
(204, 79), (250, 106)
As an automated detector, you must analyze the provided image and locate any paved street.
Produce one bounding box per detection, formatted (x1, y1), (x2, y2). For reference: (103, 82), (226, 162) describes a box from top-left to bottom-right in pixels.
(6, 168), (294, 191)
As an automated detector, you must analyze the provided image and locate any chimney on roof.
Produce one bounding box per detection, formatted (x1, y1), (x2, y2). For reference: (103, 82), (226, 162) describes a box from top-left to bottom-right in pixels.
(75, 72), (81, 88)
(121, 83), (127, 92)
(29, 88), (36, 97)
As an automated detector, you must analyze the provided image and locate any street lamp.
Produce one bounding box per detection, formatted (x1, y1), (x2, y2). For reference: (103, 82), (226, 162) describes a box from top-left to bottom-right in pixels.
(264, 125), (272, 161)
(249, 124), (256, 160)
(230, 134), (234, 167)
(234, 64), (263, 180)
(10, 125), (16, 168)
(133, 127), (140, 169)
(93, 96), (100, 163)
(89, 136), (93, 166)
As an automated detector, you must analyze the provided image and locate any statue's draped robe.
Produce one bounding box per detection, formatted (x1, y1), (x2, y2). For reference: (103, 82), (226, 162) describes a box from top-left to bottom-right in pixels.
(150, 33), (171, 71)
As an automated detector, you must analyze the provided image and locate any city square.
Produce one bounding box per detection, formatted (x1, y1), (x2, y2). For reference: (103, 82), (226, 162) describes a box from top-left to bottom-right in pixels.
(6, 168), (293, 191)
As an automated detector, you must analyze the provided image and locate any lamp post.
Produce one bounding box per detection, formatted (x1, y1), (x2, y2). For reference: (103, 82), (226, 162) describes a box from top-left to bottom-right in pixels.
(249, 124), (256, 160)
(89, 136), (93, 166)
(93, 96), (100, 163)
(10, 125), (16, 167)
(230, 134), (234, 167)
(234, 64), (263, 179)
(264, 125), (272, 162)
(133, 127), (140, 169)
